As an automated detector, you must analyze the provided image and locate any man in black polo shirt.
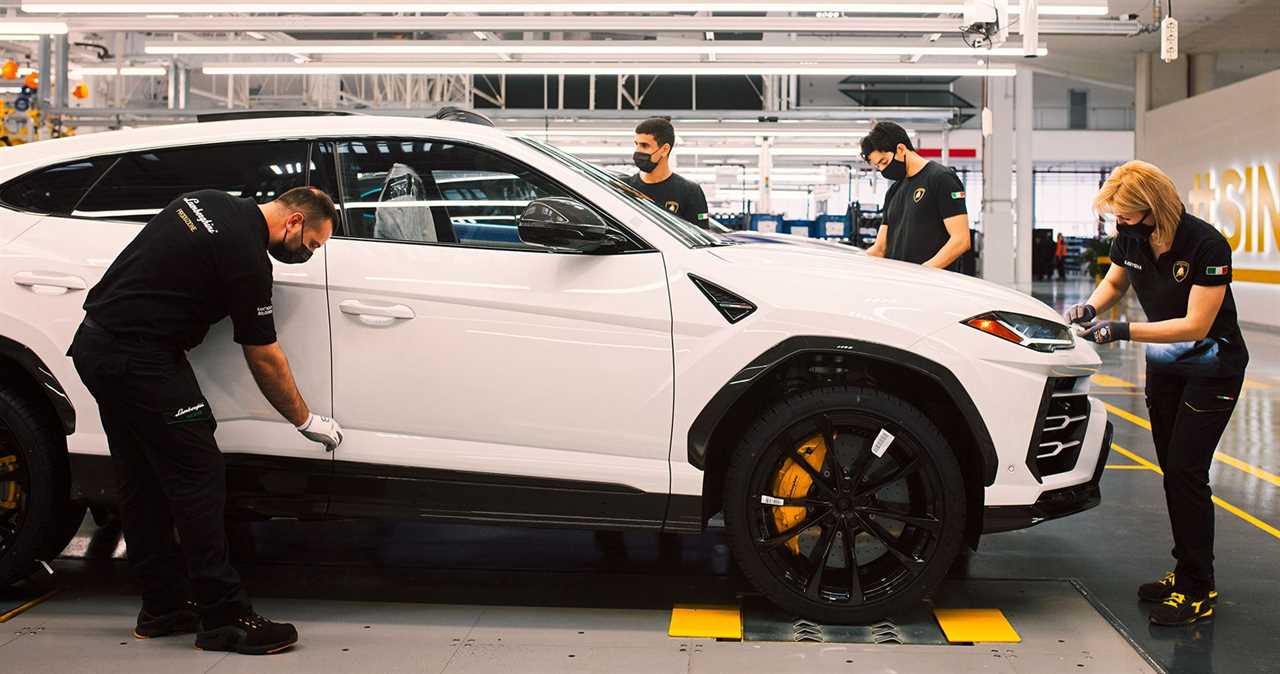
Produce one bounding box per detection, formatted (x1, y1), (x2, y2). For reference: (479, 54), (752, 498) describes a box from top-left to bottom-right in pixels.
(1066, 160), (1248, 626)
(625, 116), (710, 227)
(861, 121), (971, 270)
(68, 187), (343, 654)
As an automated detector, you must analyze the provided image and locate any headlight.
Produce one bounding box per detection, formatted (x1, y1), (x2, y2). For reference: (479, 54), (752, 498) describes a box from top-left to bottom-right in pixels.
(963, 312), (1074, 353)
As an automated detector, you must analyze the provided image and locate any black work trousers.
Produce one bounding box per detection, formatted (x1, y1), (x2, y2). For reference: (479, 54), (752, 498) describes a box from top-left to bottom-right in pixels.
(69, 322), (250, 619)
(1145, 370), (1244, 597)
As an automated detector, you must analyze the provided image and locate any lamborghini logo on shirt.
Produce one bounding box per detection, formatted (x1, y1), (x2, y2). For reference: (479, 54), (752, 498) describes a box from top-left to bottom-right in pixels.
(665, 201), (680, 213)
(912, 187), (926, 203)
(1173, 261), (1190, 283)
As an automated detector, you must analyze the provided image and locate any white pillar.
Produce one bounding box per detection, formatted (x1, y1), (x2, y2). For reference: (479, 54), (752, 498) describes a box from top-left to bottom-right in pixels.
(981, 75), (1016, 286)
(757, 140), (773, 213)
(1188, 52), (1217, 97)
(1135, 52), (1150, 158)
(1015, 66), (1034, 287)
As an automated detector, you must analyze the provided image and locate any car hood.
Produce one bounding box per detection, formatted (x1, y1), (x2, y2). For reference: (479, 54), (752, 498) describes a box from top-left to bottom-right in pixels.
(701, 241), (1065, 330)
(721, 230), (860, 254)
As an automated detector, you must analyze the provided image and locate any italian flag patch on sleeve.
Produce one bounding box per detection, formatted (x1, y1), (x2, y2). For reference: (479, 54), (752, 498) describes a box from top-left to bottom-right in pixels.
(1206, 265), (1229, 276)
(951, 191), (966, 199)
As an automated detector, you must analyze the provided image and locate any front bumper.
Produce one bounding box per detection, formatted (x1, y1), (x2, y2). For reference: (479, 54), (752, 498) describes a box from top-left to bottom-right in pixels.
(982, 420), (1114, 534)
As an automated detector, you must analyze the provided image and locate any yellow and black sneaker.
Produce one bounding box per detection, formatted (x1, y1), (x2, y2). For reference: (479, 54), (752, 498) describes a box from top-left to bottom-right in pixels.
(1138, 572), (1218, 603)
(1149, 592), (1215, 626)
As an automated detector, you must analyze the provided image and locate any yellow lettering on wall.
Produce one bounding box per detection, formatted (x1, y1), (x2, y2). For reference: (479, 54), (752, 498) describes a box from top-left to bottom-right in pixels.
(1188, 172), (1213, 222)
(1220, 168), (1245, 251)
(1261, 162), (1280, 254)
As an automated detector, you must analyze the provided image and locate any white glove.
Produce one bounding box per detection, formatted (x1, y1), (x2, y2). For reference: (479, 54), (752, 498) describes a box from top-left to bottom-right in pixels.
(298, 413), (343, 452)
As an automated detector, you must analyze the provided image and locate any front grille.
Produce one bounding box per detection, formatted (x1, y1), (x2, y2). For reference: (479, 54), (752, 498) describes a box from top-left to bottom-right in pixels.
(1027, 377), (1091, 480)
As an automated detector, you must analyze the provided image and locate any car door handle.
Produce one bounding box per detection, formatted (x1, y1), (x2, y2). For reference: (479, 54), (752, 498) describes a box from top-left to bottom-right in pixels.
(338, 299), (415, 327)
(13, 271), (88, 296)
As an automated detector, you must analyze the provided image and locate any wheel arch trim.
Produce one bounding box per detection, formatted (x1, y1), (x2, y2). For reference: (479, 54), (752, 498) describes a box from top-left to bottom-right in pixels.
(0, 334), (76, 435)
(686, 335), (998, 487)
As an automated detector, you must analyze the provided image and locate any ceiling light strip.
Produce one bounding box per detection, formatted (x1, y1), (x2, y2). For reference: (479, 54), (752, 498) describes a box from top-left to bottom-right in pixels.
(20, 1), (1109, 15)
(0, 20), (69, 33)
(147, 40), (1048, 57)
(202, 63), (1017, 77)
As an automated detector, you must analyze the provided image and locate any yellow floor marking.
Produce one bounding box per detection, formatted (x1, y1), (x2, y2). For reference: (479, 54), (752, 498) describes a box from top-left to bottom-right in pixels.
(1105, 465), (1153, 470)
(1103, 403), (1152, 430)
(1092, 391), (1147, 397)
(0, 590), (57, 623)
(1103, 402), (1280, 487)
(1109, 443), (1280, 541)
(1091, 374), (1137, 388)
(668, 604), (742, 640)
(933, 608), (1021, 643)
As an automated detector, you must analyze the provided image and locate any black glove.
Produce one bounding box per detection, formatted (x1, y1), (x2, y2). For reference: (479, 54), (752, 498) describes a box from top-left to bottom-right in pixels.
(1079, 321), (1130, 345)
(1064, 303), (1096, 325)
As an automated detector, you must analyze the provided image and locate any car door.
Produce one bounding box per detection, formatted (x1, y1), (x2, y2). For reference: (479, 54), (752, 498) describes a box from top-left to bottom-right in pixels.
(9, 140), (335, 515)
(318, 137), (676, 528)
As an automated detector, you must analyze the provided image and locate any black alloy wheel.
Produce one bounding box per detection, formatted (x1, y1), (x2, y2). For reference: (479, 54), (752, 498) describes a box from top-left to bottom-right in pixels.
(0, 385), (76, 584)
(724, 387), (965, 624)
(0, 421), (30, 560)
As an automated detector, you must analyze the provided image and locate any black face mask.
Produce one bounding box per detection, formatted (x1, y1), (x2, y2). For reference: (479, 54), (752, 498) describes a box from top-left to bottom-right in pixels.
(879, 152), (907, 182)
(1116, 223), (1156, 241)
(1115, 211), (1155, 241)
(269, 224), (313, 265)
(633, 149), (661, 173)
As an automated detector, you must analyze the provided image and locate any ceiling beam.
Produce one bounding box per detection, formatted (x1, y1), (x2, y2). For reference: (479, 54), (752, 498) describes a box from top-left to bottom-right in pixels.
(68, 15), (1138, 34)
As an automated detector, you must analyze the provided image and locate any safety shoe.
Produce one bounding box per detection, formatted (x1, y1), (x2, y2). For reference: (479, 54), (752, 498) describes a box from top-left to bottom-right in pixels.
(133, 602), (200, 639)
(195, 611), (298, 655)
(1150, 592), (1215, 626)
(1138, 572), (1218, 603)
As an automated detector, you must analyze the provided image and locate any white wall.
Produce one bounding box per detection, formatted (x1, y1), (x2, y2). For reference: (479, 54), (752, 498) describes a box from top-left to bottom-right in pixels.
(1140, 69), (1280, 331)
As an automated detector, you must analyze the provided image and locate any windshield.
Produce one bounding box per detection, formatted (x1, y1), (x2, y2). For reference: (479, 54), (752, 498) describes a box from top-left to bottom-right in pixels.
(516, 136), (732, 248)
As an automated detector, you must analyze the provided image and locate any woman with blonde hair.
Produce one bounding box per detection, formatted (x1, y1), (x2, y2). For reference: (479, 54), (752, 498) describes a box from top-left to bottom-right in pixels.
(1066, 160), (1248, 626)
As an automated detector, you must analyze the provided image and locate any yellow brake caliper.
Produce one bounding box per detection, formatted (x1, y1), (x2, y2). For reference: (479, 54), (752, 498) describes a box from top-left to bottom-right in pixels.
(0, 454), (18, 510)
(770, 433), (829, 556)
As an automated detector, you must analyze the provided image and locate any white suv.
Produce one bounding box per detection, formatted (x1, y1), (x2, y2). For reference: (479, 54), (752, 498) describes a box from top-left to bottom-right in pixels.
(0, 112), (1112, 623)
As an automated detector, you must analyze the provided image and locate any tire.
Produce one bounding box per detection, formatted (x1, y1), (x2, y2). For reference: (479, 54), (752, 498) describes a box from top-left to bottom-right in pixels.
(0, 384), (73, 584)
(723, 386), (966, 624)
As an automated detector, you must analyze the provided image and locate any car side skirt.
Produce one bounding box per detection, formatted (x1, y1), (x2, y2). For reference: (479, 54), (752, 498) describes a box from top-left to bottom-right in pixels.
(69, 453), (695, 532)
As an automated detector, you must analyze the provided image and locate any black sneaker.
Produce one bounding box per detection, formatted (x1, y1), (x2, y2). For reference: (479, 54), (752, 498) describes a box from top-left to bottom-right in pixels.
(133, 602), (200, 639)
(1150, 592), (1215, 626)
(195, 611), (298, 655)
(1138, 572), (1218, 603)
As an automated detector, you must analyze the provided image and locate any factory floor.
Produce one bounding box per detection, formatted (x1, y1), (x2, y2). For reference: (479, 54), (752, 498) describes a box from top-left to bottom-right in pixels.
(2, 280), (1277, 674)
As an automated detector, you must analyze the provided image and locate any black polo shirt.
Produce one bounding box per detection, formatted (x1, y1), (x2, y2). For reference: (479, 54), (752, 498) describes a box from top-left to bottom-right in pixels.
(883, 161), (968, 267)
(83, 189), (278, 351)
(1110, 211), (1248, 377)
(624, 172), (709, 227)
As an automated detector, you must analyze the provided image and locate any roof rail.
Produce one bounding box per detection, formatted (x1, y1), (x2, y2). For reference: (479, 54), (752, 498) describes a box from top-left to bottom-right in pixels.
(195, 109), (360, 123)
(433, 106), (496, 127)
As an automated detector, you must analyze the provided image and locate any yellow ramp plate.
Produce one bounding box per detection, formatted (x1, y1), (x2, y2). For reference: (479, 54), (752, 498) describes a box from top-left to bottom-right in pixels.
(933, 608), (1021, 643)
(669, 604), (742, 640)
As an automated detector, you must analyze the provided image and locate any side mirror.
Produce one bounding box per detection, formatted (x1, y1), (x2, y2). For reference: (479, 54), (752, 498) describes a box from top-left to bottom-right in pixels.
(518, 197), (622, 253)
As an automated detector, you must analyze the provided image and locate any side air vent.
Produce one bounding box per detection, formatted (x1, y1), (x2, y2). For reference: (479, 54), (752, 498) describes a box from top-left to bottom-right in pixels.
(689, 274), (756, 324)
(1026, 377), (1091, 481)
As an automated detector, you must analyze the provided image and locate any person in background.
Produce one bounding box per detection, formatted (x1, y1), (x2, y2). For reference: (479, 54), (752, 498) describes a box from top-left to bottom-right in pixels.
(1066, 160), (1247, 626)
(861, 121), (970, 270)
(1056, 234), (1069, 280)
(626, 116), (710, 228)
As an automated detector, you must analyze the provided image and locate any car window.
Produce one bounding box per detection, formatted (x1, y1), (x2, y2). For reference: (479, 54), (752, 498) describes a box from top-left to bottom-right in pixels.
(334, 138), (616, 252)
(73, 141), (310, 222)
(0, 156), (116, 215)
(516, 137), (733, 248)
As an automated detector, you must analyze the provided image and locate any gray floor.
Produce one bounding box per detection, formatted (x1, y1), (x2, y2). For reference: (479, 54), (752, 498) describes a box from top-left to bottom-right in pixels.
(4, 279), (1277, 673)
(1, 580), (1155, 674)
